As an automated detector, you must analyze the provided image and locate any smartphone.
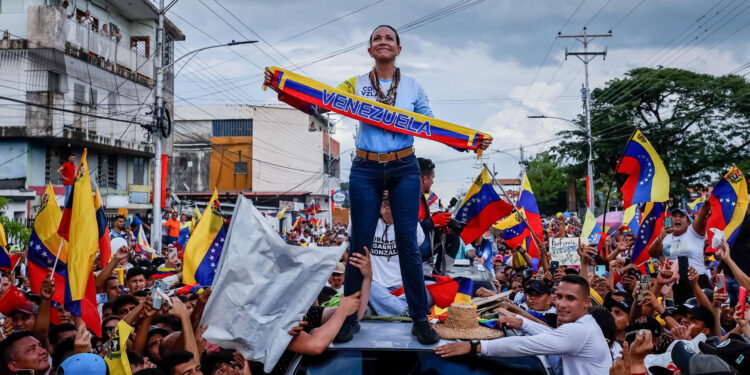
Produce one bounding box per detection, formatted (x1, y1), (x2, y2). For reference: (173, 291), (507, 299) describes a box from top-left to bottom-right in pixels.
(625, 330), (638, 346)
(551, 261), (560, 275)
(589, 233), (602, 246)
(152, 280), (167, 309)
(664, 216), (673, 229)
(595, 265), (607, 278)
(664, 298), (675, 308)
(716, 274), (726, 292)
(96, 293), (108, 305)
(638, 275), (650, 302)
(678, 256), (689, 283)
(739, 287), (747, 319)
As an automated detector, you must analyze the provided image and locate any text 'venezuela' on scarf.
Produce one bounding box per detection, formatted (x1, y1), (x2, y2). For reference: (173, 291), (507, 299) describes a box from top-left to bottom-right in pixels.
(265, 66), (491, 154)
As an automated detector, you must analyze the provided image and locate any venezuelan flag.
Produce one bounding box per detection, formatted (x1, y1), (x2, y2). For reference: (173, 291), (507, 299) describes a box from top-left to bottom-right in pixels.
(707, 166), (749, 247)
(57, 149), (99, 301)
(582, 208), (604, 244)
(623, 204), (641, 236)
(517, 175), (543, 258)
(424, 276), (473, 309)
(153, 266), (177, 279)
(631, 202), (666, 265)
(183, 189), (227, 286)
(178, 207), (201, 250)
(0, 221), (14, 271)
(425, 192), (440, 214)
(456, 168), (513, 244)
(494, 209), (529, 250)
(307, 202), (319, 216)
(689, 195), (706, 215)
(615, 130), (670, 208)
(63, 271), (101, 337)
(27, 183), (68, 304)
(177, 284), (205, 294)
(93, 185), (112, 268)
(638, 259), (658, 276)
(132, 216), (156, 259)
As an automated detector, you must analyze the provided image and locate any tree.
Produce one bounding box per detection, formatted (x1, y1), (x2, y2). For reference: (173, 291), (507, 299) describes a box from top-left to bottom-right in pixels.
(0, 197), (31, 246)
(553, 67), (750, 200)
(524, 151), (569, 215)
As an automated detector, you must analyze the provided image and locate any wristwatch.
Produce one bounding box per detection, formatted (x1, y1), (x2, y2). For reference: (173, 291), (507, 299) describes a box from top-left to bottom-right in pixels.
(469, 339), (480, 356)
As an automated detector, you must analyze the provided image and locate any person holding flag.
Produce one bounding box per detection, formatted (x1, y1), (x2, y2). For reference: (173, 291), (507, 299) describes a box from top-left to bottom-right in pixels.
(265, 25), (491, 345)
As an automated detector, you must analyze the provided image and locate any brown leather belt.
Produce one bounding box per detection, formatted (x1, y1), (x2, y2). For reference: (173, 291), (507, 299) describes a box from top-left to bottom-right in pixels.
(355, 147), (414, 163)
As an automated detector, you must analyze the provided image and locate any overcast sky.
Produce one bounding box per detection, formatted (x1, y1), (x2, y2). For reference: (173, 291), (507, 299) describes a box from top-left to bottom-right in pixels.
(168, 0), (750, 201)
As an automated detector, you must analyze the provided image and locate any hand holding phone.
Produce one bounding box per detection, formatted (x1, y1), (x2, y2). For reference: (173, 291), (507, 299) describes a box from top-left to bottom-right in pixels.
(638, 275), (650, 302)
(550, 261), (559, 275)
(716, 274), (726, 293)
(595, 265), (607, 278)
(739, 287), (747, 320)
(678, 256), (689, 283)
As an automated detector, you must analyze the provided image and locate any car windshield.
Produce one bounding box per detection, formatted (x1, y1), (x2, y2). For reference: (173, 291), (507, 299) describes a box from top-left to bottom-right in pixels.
(293, 349), (547, 375)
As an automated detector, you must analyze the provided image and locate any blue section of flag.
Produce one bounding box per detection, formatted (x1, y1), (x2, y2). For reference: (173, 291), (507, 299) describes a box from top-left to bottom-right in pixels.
(193, 226), (227, 286)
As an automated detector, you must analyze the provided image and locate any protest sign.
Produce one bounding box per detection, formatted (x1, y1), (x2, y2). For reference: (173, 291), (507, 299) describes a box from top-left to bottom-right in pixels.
(550, 237), (580, 266)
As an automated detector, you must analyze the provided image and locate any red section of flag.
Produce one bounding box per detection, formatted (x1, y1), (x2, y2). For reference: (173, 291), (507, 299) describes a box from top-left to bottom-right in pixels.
(459, 200), (514, 244)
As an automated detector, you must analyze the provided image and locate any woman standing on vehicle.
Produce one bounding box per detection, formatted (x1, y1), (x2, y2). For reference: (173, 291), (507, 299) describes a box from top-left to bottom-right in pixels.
(265, 25), (491, 345)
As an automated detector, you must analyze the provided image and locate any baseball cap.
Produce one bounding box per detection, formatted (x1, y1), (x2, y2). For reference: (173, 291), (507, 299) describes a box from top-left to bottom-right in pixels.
(625, 315), (662, 337)
(524, 279), (551, 295)
(13, 302), (37, 315)
(58, 353), (108, 374)
(671, 207), (689, 217)
(604, 294), (632, 314)
(699, 337), (750, 374)
(688, 305), (715, 331)
(332, 262), (345, 275)
(671, 341), (735, 375)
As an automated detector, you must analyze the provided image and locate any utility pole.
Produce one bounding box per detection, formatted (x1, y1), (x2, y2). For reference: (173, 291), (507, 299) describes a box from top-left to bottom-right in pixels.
(559, 27), (611, 212)
(152, 0), (166, 252)
(519, 144), (524, 178)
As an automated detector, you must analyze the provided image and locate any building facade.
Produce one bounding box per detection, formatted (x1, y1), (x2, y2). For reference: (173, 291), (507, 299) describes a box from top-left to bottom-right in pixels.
(171, 104), (341, 229)
(0, 0), (184, 218)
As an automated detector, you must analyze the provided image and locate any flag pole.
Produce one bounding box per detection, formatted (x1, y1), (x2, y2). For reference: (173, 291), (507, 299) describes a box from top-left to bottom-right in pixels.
(483, 164), (547, 257)
(49, 240), (64, 280)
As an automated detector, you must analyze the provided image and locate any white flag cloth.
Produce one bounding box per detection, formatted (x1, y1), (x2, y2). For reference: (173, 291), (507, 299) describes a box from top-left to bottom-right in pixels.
(201, 196), (347, 372)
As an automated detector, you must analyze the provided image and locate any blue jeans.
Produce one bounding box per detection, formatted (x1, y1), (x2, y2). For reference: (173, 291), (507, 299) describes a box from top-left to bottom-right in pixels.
(344, 154), (430, 322)
(64, 185), (73, 204)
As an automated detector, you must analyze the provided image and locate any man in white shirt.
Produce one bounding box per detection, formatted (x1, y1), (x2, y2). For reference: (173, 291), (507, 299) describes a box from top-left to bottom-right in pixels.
(434, 274), (612, 375)
(648, 205), (710, 303)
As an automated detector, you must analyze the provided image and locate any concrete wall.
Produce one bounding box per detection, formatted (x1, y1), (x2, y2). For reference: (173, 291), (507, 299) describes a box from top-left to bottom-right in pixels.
(169, 146), (211, 193)
(0, 141), (28, 180)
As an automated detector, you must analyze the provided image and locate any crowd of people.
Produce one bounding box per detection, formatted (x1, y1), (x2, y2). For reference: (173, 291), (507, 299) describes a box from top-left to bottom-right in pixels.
(3, 22), (750, 375)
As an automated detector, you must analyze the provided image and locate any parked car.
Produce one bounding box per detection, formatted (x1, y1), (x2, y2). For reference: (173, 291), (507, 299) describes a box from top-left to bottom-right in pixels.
(282, 319), (552, 375)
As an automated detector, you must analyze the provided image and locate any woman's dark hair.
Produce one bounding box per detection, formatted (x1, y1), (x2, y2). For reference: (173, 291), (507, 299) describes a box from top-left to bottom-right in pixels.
(588, 306), (616, 348)
(369, 25), (400, 46)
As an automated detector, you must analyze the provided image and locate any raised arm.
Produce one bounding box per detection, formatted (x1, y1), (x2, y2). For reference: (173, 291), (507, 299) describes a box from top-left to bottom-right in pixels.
(287, 292), (361, 355)
(692, 200), (710, 236)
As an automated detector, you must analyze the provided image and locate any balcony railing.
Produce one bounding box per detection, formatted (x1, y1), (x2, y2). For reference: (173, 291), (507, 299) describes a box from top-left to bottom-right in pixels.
(66, 19), (153, 78)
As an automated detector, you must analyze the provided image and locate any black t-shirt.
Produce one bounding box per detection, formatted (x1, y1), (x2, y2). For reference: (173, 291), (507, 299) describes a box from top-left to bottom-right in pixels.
(270, 305), (325, 374)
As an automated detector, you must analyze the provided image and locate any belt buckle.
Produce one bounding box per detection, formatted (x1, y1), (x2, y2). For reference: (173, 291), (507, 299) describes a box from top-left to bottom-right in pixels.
(377, 152), (389, 163)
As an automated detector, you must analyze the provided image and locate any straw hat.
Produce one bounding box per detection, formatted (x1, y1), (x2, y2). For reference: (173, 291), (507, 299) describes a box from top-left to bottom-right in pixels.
(432, 303), (504, 340)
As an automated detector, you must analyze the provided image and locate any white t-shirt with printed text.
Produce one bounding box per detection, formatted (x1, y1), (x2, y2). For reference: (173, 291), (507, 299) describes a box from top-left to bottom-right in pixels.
(370, 219), (425, 288)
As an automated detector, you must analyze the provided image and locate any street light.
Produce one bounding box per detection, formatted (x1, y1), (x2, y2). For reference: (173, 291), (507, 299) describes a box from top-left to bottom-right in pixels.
(150, 0), (258, 253)
(528, 114), (595, 211)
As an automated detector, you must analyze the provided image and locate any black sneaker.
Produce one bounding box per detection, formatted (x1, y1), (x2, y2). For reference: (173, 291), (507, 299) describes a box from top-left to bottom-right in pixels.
(333, 316), (360, 343)
(411, 320), (440, 345)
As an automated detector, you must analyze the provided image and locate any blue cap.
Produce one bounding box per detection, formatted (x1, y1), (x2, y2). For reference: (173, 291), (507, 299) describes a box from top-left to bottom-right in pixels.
(58, 353), (107, 374)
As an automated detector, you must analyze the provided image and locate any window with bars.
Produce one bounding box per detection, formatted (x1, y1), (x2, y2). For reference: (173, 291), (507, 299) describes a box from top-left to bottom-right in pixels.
(74, 83), (86, 104)
(132, 157), (145, 185)
(212, 119), (253, 137)
(98, 154), (118, 189)
(45, 148), (64, 185)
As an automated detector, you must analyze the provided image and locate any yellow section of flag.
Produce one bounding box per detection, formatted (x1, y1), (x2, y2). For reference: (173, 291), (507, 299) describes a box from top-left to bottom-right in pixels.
(68, 149), (99, 300)
(104, 320), (134, 375)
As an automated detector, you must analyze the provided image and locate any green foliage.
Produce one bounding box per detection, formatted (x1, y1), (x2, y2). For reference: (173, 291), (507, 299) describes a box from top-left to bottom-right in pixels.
(0, 197), (31, 246)
(552, 67), (750, 201)
(525, 151), (569, 214)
